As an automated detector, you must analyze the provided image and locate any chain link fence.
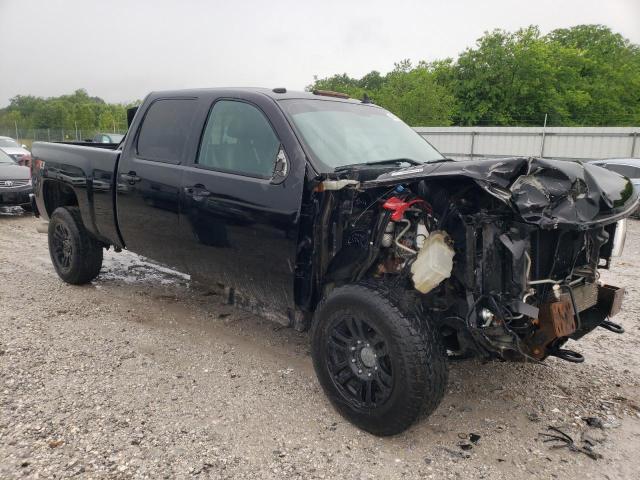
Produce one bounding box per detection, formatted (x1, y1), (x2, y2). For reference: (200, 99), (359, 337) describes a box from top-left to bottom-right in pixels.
(0, 127), (128, 148)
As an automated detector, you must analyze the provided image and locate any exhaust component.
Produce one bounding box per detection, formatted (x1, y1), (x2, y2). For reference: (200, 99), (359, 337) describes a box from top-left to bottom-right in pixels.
(381, 221), (394, 248)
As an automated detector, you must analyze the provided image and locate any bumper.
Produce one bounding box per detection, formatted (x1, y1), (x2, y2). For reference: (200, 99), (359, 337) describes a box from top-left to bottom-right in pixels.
(0, 185), (33, 206)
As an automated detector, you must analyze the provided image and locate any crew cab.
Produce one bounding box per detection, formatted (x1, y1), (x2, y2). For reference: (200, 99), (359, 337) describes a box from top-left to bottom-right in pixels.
(32, 88), (638, 435)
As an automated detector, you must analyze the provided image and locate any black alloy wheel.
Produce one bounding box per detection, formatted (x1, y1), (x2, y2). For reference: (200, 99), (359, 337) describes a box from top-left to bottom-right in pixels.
(48, 206), (103, 285)
(326, 314), (393, 408)
(51, 222), (73, 270)
(311, 283), (448, 436)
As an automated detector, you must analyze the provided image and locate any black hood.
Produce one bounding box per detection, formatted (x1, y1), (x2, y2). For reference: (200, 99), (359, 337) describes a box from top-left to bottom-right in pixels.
(363, 157), (638, 229)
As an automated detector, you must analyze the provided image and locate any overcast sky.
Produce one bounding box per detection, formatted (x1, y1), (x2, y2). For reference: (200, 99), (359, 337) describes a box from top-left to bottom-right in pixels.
(1, 0), (638, 107)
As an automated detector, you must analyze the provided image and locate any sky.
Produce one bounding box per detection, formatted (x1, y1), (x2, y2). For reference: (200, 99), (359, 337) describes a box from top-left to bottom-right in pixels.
(1, 0), (639, 107)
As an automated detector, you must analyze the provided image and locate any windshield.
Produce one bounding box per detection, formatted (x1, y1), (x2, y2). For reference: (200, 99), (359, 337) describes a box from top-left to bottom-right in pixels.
(279, 99), (445, 170)
(0, 138), (19, 148)
(0, 150), (15, 164)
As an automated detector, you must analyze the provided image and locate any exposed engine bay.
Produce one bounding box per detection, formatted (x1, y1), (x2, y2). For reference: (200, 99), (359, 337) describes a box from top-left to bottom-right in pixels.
(299, 157), (636, 363)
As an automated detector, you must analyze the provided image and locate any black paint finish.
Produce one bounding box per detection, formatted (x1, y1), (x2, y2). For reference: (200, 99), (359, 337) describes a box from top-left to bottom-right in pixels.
(31, 88), (639, 320)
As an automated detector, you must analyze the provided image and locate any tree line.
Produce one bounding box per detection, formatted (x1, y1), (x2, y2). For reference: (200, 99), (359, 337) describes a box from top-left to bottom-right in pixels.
(0, 24), (638, 131)
(0, 89), (140, 134)
(309, 25), (640, 126)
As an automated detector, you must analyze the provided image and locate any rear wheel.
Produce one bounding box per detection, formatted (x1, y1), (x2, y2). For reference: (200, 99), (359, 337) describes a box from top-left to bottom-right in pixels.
(311, 283), (448, 436)
(48, 206), (103, 284)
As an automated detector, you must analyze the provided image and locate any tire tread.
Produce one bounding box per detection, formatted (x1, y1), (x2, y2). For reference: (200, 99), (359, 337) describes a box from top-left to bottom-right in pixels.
(311, 282), (448, 436)
(48, 206), (103, 285)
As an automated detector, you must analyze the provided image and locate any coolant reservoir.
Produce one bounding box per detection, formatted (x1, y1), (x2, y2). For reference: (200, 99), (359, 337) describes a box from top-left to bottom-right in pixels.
(410, 231), (455, 294)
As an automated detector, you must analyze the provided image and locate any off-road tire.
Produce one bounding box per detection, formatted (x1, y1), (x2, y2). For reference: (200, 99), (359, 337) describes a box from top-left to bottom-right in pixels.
(48, 206), (103, 285)
(311, 283), (448, 436)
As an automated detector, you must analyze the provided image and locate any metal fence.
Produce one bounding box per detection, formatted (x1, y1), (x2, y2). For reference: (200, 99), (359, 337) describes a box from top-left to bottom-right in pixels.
(0, 128), (128, 145)
(414, 127), (640, 161)
(3, 125), (639, 161)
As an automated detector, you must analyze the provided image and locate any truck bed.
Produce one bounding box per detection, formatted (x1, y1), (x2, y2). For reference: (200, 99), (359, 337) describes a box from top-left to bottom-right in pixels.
(32, 141), (123, 247)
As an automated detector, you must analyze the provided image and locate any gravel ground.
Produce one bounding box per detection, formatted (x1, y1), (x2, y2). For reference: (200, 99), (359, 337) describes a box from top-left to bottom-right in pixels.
(1, 208), (639, 479)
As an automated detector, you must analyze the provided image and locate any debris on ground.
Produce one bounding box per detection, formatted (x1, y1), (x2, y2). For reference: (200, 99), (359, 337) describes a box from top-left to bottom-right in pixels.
(539, 426), (603, 460)
(583, 416), (605, 429)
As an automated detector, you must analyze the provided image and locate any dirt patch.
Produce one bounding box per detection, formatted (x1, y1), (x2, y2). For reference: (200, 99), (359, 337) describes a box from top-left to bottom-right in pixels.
(1, 213), (639, 479)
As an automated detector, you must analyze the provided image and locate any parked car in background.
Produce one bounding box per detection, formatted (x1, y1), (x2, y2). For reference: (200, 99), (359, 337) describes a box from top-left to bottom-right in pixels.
(0, 136), (32, 167)
(91, 133), (125, 144)
(590, 158), (640, 216)
(0, 149), (32, 210)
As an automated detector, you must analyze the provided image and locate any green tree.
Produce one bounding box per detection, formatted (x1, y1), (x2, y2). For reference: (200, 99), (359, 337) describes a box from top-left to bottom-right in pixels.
(309, 60), (455, 125)
(308, 24), (640, 127)
(0, 90), (139, 134)
(548, 25), (640, 125)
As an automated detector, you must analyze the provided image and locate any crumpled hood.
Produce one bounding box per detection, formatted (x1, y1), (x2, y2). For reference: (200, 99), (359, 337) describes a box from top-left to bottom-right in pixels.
(364, 157), (638, 229)
(0, 164), (30, 181)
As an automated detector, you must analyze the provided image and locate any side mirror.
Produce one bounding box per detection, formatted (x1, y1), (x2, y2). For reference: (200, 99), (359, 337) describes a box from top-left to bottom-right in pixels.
(271, 146), (289, 184)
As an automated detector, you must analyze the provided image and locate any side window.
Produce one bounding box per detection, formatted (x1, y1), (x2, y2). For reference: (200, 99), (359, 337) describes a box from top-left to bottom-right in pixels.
(137, 99), (198, 164)
(197, 100), (280, 178)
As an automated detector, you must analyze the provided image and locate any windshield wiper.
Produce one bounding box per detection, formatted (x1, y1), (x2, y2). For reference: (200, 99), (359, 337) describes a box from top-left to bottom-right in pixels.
(335, 158), (422, 171)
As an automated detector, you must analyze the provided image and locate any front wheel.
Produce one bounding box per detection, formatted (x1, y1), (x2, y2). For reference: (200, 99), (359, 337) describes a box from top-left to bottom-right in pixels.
(48, 206), (103, 285)
(311, 283), (448, 436)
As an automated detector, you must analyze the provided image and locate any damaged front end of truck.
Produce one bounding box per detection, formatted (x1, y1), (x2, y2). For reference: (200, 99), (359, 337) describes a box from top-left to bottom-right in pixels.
(300, 156), (637, 363)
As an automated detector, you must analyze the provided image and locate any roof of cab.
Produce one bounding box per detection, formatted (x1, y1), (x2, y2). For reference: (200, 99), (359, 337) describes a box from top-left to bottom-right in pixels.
(145, 87), (365, 104)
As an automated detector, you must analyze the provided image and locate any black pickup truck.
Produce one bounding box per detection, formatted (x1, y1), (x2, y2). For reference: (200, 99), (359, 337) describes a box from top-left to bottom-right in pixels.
(32, 88), (637, 435)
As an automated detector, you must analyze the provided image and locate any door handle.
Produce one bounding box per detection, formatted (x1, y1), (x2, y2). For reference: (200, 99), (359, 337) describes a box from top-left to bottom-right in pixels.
(120, 171), (141, 185)
(185, 184), (211, 197)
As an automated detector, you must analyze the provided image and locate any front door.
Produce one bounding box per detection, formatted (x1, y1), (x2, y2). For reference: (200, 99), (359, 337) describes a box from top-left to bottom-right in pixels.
(179, 96), (305, 314)
(116, 97), (199, 269)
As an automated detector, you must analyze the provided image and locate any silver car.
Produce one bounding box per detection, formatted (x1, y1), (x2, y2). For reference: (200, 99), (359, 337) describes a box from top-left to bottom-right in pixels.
(0, 136), (31, 165)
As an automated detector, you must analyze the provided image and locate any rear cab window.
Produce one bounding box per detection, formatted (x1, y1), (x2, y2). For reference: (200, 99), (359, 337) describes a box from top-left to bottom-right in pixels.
(136, 98), (199, 164)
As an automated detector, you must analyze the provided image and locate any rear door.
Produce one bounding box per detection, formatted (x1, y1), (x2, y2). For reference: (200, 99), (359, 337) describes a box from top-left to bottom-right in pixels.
(116, 97), (200, 270)
(179, 93), (305, 313)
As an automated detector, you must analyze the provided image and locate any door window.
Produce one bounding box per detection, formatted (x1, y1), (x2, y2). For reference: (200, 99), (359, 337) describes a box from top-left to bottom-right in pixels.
(137, 98), (198, 164)
(197, 100), (279, 178)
